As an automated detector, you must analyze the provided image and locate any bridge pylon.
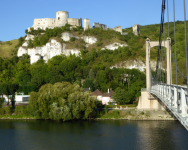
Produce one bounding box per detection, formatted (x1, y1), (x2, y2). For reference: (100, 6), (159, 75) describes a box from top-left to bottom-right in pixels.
(137, 38), (171, 109)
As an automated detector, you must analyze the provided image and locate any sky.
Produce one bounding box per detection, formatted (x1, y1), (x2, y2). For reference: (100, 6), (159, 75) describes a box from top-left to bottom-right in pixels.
(0, 0), (187, 41)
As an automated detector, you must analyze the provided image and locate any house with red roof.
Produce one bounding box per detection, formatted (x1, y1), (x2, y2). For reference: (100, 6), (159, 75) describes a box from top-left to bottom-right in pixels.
(91, 89), (103, 101)
(92, 88), (114, 105)
(102, 89), (114, 105)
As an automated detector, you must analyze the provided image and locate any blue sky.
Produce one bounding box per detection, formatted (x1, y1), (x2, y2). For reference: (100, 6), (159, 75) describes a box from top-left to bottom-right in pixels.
(0, 0), (187, 41)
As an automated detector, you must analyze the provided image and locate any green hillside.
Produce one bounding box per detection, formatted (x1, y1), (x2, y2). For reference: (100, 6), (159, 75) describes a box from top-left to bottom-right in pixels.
(0, 21), (187, 100)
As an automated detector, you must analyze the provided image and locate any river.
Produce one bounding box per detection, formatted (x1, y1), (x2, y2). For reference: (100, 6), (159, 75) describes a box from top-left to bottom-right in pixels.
(0, 120), (188, 150)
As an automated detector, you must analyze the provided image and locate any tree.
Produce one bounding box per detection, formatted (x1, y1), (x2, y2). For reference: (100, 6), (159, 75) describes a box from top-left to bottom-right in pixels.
(112, 87), (130, 104)
(82, 79), (94, 91)
(28, 82), (96, 120)
(89, 69), (95, 80)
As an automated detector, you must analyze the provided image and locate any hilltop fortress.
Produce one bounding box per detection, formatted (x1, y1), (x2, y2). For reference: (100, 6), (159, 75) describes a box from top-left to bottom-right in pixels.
(19, 11), (139, 64)
(28, 10), (135, 34)
(29, 11), (82, 31)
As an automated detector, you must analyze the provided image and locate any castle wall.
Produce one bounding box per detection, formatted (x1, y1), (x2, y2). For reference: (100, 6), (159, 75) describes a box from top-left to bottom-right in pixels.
(112, 26), (122, 34)
(68, 18), (82, 27)
(93, 22), (107, 30)
(33, 18), (56, 30)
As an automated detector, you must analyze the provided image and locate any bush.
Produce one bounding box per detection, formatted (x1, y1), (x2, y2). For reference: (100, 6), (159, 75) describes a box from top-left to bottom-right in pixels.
(70, 37), (76, 42)
(3, 106), (13, 115)
(15, 105), (28, 115)
(0, 108), (5, 115)
(0, 98), (4, 108)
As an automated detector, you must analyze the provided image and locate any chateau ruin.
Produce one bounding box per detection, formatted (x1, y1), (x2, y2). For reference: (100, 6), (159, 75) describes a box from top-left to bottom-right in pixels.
(29, 11), (82, 31)
(133, 24), (140, 36)
(18, 11), (139, 64)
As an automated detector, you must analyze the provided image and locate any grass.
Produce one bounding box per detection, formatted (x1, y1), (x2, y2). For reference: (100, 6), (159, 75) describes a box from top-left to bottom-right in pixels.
(0, 114), (35, 119)
(107, 104), (137, 108)
(0, 39), (18, 58)
(97, 110), (121, 119)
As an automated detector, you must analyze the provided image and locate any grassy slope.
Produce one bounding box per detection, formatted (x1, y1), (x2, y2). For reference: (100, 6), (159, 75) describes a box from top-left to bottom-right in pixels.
(0, 40), (18, 59)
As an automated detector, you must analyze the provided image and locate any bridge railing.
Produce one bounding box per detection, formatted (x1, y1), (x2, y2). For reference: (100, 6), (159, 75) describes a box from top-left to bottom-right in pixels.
(150, 83), (188, 130)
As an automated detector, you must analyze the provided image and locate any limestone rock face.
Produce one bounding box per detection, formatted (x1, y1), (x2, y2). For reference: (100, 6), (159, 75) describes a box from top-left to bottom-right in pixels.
(25, 34), (34, 41)
(17, 47), (28, 57)
(61, 32), (79, 41)
(82, 36), (97, 44)
(17, 39), (80, 64)
(22, 41), (28, 47)
(110, 60), (157, 72)
(102, 42), (128, 51)
(63, 49), (80, 56)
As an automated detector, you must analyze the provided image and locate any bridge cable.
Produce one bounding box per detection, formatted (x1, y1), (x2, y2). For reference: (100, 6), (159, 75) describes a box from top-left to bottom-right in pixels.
(184, 0), (188, 92)
(171, 50), (187, 79)
(173, 0), (178, 85)
(153, 0), (166, 81)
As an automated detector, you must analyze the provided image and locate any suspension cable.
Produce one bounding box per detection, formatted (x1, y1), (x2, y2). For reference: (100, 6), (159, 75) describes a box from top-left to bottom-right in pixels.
(173, 0), (178, 85)
(154, 0), (166, 81)
(171, 50), (187, 79)
(184, 0), (188, 91)
(167, 0), (169, 37)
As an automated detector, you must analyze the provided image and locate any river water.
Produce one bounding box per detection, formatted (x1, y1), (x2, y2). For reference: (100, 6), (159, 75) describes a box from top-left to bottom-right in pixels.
(0, 120), (188, 150)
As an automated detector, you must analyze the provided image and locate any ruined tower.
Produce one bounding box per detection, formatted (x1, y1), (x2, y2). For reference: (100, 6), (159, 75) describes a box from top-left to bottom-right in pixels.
(56, 11), (69, 27)
(84, 18), (91, 31)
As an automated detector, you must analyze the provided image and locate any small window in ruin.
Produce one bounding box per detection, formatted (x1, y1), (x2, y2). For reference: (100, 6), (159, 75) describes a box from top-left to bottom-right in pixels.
(58, 17), (60, 20)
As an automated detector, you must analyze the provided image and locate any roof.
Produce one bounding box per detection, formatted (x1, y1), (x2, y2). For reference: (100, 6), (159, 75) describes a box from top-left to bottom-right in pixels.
(102, 90), (114, 97)
(81, 79), (85, 85)
(83, 88), (90, 92)
(91, 89), (103, 96)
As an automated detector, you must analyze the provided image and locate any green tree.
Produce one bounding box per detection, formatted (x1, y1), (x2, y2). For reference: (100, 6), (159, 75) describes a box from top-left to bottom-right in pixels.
(89, 69), (95, 80)
(112, 87), (130, 104)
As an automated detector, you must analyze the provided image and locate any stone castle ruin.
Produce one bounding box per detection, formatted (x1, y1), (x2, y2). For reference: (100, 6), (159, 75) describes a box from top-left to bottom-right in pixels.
(93, 22), (107, 30)
(29, 11), (82, 31)
(18, 11), (139, 64)
(133, 24), (140, 36)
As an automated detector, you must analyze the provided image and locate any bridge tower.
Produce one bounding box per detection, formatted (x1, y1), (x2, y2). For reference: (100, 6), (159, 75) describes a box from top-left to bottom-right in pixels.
(137, 38), (171, 109)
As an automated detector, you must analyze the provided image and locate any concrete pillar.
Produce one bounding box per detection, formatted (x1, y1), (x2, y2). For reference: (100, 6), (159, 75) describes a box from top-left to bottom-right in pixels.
(146, 38), (151, 91)
(167, 37), (172, 84)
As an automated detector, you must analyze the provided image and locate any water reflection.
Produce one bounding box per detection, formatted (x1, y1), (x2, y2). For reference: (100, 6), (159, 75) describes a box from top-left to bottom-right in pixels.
(0, 120), (187, 150)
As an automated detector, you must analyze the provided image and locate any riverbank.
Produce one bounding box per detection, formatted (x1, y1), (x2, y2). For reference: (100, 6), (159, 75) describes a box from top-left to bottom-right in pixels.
(0, 114), (36, 120)
(95, 109), (177, 120)
(0, 109), (177, 120)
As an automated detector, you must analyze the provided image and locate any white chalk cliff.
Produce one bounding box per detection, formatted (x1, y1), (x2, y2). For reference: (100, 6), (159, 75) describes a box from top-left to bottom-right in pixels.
(110, 60), (157, 72)
(18, 33), (128, 64)
(18, 39), (80, 64)
(102, 42), (128, 50)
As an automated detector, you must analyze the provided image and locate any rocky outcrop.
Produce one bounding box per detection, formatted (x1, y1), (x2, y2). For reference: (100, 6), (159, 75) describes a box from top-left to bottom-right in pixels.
(25, 34), (34, 41)
(110, 60), (157, 72)
(81, 36), (97, 44)
(17, 39), (80, 64)
(22, 41), (28, 47)
(61, 32), (79, 41)
(102, 42), (128, 51)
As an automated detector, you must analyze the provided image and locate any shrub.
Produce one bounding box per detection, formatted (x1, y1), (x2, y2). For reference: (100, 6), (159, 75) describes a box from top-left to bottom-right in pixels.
(15, 105), (28, 115)
(4, 106), (13, 115)
(0, 98), (4, 108)
(0, 108), (5, 115)
(70, 37), (76, 42)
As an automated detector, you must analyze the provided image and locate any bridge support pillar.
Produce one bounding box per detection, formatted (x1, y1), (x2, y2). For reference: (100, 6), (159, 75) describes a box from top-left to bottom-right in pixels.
(166, 38), (172, 84)
(137, 38), (171, 110)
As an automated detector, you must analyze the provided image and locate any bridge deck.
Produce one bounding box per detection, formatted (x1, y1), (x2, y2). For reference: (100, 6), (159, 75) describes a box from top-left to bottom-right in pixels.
(150, 84), (188, 131)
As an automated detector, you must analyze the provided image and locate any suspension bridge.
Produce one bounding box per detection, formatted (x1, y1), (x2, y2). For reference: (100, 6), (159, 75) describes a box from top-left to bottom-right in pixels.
(137, 0), (188, 130)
